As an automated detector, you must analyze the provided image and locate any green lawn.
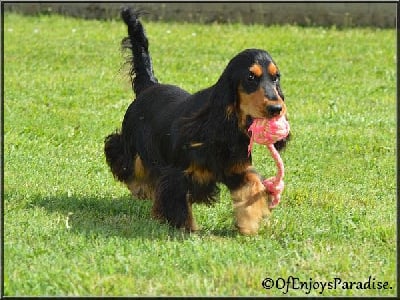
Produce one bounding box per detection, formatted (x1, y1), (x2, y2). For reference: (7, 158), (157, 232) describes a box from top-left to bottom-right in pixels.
(3, 13), (396, 296)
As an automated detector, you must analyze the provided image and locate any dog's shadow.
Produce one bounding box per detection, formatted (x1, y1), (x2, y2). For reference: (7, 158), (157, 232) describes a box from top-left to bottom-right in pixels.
(32, 193), (237, 240)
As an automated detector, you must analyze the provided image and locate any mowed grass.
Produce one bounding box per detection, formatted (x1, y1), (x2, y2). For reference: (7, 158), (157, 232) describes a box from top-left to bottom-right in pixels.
(3, 13), (396, 296)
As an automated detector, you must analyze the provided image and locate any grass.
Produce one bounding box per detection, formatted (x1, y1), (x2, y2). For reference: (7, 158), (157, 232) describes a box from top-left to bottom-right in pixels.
(3, 13), (397, 296)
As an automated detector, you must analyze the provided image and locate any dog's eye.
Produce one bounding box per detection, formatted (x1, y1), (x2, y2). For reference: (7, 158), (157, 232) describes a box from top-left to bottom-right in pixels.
(248, 72), (256, 81)
(271, 73), (280, 83)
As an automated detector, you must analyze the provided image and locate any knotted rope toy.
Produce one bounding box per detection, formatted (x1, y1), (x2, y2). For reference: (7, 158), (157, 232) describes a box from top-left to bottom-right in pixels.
(247, 115), (290, 208)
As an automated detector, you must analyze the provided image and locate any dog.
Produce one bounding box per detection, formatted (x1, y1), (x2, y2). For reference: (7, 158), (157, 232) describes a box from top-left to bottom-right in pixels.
(104, 8), (290, 235)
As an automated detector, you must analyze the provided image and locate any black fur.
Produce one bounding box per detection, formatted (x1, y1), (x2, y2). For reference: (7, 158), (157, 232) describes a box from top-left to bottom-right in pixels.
(104, 7), (290, 231)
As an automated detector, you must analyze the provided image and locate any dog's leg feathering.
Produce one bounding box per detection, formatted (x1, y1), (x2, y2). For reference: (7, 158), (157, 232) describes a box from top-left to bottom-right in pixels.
(104, 132), (134, 183)
(152, 167), (198, 231)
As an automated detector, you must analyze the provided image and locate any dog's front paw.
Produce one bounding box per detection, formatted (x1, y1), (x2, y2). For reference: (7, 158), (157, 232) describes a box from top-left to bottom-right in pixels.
(232, 190), (271, 235)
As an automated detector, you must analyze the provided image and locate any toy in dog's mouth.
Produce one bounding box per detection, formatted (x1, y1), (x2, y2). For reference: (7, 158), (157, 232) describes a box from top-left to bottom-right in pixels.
(247, 115), (290, 208)
(247, 116), (290, 149)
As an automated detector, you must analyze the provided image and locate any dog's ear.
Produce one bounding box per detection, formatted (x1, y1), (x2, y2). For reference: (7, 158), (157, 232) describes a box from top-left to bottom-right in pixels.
(209, 67), (239, 115)
(205, 69), (242, 142)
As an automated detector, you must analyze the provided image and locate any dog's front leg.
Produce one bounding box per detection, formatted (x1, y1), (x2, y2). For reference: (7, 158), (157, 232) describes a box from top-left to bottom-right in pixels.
(228, 166), (271, 235)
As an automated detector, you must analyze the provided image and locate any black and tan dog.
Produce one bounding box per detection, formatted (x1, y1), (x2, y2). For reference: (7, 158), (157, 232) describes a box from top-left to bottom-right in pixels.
(104, 8), (289, 235)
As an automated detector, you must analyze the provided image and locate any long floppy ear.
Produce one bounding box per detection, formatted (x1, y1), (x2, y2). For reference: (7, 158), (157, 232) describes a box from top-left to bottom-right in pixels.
(210, 68), (237, 109)
(206, 70), (242, 142)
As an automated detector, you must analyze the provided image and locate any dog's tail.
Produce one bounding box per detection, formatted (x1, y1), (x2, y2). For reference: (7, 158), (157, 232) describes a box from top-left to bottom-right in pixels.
(121, 7), (158, 96)
(104, 132), (134, 183)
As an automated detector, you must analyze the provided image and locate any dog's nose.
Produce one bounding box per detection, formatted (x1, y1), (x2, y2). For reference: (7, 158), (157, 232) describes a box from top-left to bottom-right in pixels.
(267, 104), (282, 116)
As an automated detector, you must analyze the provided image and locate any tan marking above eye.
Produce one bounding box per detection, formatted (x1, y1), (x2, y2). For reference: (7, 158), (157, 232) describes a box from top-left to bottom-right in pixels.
(249, 63), (263, 77)
(268, 62), (277, 76)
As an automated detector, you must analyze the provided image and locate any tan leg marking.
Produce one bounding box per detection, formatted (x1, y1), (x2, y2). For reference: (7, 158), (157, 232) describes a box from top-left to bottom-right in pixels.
(231, 167), (271, 235)
(126, 156), (154, 200)
(184, 196), (199, 232)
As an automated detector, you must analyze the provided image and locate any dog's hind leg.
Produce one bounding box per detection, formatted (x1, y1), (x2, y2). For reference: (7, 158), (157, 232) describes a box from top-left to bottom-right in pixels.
(152, 167), (198, 231)
(126, 155), (155, 200)
(104, 132), (135, 183)
(105, 131), (154, 200)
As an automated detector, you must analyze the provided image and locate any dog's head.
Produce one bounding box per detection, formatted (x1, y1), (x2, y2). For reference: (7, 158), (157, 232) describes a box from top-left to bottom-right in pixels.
(215, 49), (289, 149)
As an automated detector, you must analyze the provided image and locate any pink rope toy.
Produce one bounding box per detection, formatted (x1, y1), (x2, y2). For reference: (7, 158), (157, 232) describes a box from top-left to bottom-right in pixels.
(247, 115), (290, 208)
